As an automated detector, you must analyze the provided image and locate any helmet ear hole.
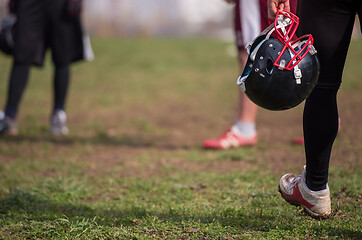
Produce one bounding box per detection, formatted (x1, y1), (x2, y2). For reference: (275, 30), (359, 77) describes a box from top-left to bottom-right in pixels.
(266, 59), (274, 74)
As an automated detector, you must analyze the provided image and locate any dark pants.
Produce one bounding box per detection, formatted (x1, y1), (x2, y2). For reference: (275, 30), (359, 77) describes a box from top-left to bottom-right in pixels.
(297, 0), (362, 190)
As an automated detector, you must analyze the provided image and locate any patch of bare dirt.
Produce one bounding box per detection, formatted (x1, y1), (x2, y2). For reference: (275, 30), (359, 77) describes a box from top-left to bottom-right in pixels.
(1, 90), (359, 180)
(76, 89), (361, 178)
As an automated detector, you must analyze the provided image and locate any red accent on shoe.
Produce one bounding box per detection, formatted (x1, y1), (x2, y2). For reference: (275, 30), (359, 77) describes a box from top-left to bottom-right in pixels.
(281, 183), (314, 209)
(203, 129), (257, 149)
(292, 137), (304, 145)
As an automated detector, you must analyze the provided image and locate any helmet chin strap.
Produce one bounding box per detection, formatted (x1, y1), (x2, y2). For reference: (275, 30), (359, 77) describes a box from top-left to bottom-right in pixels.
(249, 10), (293, 60)
(249, 23), (279, 61)
(246, 23), (274, 55)
(237, 75), (247, 92)
(294, 65), (302, 84)
(277, 13), (292, 39)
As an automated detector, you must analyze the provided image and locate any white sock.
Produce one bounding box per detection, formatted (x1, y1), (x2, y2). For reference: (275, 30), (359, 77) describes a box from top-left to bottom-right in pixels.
(231, 121), (256, 138)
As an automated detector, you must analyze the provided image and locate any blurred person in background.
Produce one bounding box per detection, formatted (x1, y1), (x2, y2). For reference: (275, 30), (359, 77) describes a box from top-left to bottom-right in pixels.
(0, 0), (91, 136)
(203, 0), (298, 149)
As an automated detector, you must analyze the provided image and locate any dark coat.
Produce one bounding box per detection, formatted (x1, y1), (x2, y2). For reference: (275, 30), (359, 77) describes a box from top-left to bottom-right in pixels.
(13, 0), (84, 66)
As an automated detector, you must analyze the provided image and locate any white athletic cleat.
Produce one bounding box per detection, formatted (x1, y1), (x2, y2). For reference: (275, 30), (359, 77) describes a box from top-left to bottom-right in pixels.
(50, 110), (69, 136)
(278, 166), (332, 219)
(0, 116), (18, 136)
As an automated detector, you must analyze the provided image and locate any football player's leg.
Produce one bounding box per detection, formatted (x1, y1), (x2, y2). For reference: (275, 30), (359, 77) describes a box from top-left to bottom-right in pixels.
(298, 0), (356, 190)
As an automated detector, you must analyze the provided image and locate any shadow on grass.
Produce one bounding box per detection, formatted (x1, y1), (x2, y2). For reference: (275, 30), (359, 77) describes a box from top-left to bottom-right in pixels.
(1, 189), (361, 239)
(0, 132), (194, 151)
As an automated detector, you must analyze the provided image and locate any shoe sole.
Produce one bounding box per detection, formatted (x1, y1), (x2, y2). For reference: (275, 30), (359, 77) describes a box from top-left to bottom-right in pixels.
(0, 129), (18, 136)
(278, 185), (332, 219)
(51, 131), (69, 136)
(203, 141), (257, 150)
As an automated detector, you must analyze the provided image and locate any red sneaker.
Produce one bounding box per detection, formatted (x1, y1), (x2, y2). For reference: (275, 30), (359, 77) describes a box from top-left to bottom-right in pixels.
(278, 166), (332, 218)
(203, 129), (257, 149)
(292, 137), (304, 145)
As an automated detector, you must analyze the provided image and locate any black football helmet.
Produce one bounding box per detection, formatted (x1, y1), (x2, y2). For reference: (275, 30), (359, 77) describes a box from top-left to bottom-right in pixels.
(237, 10), (319, 111)
(0, 14), (16, 55)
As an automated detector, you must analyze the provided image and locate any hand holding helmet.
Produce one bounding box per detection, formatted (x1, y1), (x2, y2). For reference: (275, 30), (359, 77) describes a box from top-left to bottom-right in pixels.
(268, 0), (291, 20)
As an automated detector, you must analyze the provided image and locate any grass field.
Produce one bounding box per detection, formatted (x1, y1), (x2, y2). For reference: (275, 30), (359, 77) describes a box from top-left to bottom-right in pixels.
(0, 37), (361, 239)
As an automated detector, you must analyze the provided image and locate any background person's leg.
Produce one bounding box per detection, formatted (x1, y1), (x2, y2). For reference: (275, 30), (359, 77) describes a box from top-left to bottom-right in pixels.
(53, 64), (70, 113)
